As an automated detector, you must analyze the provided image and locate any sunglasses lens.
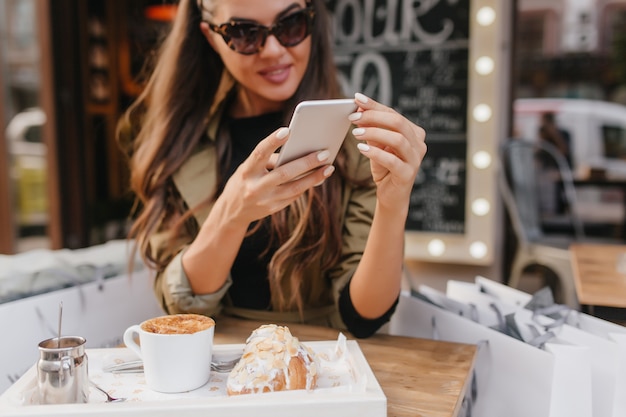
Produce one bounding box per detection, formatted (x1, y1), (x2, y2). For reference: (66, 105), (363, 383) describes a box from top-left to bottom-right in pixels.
(275, 10), (311, 47)
(215, 8), (313, 55)
(225, 23), (265, 55)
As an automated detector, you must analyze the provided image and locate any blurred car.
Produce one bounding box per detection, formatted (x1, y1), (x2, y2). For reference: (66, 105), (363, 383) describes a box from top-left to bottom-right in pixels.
(5, 107), (48, 227)
(514, 98), (626, 229)
(513, 98), (626, 180)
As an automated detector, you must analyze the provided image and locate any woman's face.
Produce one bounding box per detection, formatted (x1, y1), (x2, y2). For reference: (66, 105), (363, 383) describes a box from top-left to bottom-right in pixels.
(202, 0), (312, 117)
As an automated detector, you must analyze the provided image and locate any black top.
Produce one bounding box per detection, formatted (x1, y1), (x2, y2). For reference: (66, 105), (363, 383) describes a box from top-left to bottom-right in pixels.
(224, 112), (397, 338)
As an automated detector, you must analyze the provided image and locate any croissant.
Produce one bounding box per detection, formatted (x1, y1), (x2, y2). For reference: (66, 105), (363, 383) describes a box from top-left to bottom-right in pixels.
(226, 324), (318, 395)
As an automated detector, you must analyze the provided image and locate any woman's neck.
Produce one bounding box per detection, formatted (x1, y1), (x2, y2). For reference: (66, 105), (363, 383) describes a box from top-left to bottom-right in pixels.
(231, 86), (285, 118)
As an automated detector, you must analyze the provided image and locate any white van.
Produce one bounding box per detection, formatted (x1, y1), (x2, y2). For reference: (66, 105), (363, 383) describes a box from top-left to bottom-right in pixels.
(513, 98), (626, 180)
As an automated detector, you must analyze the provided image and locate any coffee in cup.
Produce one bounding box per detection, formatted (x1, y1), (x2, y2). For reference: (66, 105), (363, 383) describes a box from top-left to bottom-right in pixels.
(123, 314), (215, 393)
(140, 314), (214, 335)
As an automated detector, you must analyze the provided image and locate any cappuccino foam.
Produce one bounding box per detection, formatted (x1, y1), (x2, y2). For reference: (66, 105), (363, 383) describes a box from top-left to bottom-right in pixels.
(141, 314), (215, 335)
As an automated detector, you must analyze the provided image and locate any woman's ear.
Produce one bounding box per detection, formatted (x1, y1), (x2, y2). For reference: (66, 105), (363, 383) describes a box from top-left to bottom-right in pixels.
(200, 22), (217, 50)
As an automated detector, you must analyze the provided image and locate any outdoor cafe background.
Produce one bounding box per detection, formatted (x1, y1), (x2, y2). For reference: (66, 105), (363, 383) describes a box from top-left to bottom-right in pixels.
(328, 0), (512, 287)
(0, 0), (513, 284)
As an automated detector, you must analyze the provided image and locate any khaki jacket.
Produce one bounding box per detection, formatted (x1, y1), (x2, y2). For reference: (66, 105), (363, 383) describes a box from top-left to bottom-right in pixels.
(149, 73), (376, 329)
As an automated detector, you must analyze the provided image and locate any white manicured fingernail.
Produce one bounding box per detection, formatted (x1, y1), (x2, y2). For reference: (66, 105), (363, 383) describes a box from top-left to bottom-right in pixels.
(355, 92), (369, 104)
(357, 143), (370, 152)
(277, 127), (289, 139)
(352, 127), (365, 136)
(348, 112), (362, 121)
(317, 150), (330, 161)
(323, 165), (335, 177)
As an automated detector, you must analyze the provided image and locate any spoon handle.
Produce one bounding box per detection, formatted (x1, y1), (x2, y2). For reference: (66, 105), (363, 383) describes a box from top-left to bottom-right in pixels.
(57, 302), (63, 348)
(103, 356), (241, 373)
(102, 360), (143, 373)
(90, 381), (126, 403)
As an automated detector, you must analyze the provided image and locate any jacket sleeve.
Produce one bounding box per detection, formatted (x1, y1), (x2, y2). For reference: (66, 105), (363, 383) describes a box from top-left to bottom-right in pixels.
(151, 144), (229, 316)
(153, 245), (232, 316)
(148, 148), (228, 316)
(328, 137), (377, 307)
(149, 218), (232, 316)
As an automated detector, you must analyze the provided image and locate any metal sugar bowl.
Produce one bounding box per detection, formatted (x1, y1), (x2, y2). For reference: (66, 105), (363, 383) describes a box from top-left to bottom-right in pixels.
(37, 336), (89, 404)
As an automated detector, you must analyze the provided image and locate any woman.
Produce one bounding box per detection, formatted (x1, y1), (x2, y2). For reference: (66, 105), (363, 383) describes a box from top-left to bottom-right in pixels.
(119, 0), (426, 338)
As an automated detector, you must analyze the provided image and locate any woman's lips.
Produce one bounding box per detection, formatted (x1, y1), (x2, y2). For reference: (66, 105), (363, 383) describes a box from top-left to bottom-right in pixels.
(259, 64), (291, 84)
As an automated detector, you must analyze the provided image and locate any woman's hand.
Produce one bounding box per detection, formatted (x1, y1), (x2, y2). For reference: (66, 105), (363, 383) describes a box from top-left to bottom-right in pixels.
(218, 127), (336, 226)
(184, 127), (335, 294)
(349, 93), (427, 211)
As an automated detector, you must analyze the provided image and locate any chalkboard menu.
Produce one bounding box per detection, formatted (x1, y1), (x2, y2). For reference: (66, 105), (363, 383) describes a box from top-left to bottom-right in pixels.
(328, 0), (470, 234)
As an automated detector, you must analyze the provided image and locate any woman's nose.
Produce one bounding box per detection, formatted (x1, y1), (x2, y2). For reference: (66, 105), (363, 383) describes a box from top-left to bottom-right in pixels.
(258, 34), (285, 57)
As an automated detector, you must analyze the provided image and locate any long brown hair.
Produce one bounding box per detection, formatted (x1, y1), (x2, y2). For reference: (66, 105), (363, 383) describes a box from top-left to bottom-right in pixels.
(119, 0), (353, 313)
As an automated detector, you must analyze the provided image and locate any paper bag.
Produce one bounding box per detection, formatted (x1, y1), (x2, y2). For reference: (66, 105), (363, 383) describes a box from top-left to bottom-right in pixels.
(416, 285), (480, 321)
(609, 333), (626, 417)
(445, 280), (521, 328)
(477, 276), (626, 339)
(389, 292), (592, 417)
(475, 275), (533, 307)
(453, 277), (626, 417)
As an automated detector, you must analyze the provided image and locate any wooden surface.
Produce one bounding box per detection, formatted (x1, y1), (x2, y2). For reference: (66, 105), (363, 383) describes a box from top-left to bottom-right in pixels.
(214, 315), (477, 417)
(570, 243), (626, 308)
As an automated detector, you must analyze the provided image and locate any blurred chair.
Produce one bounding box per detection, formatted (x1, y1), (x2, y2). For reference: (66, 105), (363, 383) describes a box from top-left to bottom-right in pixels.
(498, 139), (590, 309)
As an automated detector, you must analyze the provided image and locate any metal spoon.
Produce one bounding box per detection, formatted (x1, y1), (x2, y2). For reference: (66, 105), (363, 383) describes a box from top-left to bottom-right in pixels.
(57, 302), (63, 348)
(103, 355), (241, 374)
(211, 356), (241, 372)
(90, 381), (126, 403)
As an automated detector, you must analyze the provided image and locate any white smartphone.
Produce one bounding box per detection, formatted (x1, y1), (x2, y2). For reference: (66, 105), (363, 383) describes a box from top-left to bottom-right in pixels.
(275, 99), (358, 168)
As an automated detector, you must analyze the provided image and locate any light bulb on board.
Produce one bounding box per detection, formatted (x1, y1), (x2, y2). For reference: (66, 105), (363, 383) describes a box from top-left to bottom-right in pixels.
(472, 199), (491, 216)
(475, 56), (495, 75)
(473, 104), (492, 122)
(472, 151), (492, 169)
(476, 7), (496, 26)
(470, 241), (488, 259)
(428, 239), (446, 257)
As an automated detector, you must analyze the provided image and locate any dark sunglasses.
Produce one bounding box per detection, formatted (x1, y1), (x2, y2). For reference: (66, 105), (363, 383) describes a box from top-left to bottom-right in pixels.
(207, 6), (315, 55)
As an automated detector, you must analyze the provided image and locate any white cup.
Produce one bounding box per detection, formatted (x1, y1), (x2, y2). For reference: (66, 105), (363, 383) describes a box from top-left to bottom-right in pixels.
(123, 314), (215, 393)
